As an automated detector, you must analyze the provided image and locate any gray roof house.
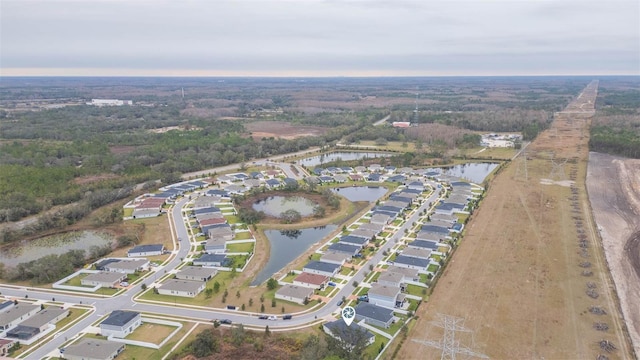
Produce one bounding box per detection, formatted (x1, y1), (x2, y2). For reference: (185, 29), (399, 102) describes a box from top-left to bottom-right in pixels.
(368, 284), (404, 309)
(401, 247), (432, 260)
(358, 222), (385, 234)
(103, 259), (149, 274)
(158, 279), (205, 298)
(377, 271), (406, 288)
(387, 266), (420, 282)
(394, 255), (430, 271)
(62, 339), (125, 360)
(176, 266), (217, 282)
(320, 250), (352, 266)
(355, 302), (395, 329)
(303, 261), (341, 277)
(338, 235), (369, 247)
(100, 310), (141, 338)
(415, 231), (446, 242)
(370, 213), (392, 225)
(19, 307), (69, 332)
(408, 240), (439, 250)
(192, 254), (232, 267)
(349, 228), (377, 240)
(127, 244), (164, 257)
(0, 304), (41, 331)
(204, 237), (226, 254)
(328, 242), (361, 256)
(275, 285), (314, 305)
(207, 224), (234, 241)
(81, 272), (127, 288)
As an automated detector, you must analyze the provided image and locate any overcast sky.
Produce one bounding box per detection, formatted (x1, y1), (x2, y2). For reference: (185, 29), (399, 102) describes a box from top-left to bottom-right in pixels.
(1, 0), (638, 76)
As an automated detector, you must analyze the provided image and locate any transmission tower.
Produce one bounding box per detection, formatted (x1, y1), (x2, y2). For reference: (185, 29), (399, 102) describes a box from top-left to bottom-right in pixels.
(413, 87), (419, 123)
(412, 314), (489, 360)
(549, 156), (568, 180)
(514, 147), (528, 181)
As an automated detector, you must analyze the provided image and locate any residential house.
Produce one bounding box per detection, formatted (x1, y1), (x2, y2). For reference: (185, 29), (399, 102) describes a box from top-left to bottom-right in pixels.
(127, 244), (164, 257)
(204, 237), (226, 254)
(225, 184), (247, 195)
(158, 279), (205, 298)
(368, 164), (382, 173)
(62, 339), (125, 360)
(350, 228), (377, 240)
(398, 167), (414, 175)
(318, 176), (334, 183)
(421, 224), (449, 235)
(206, 189), (230, 198)
(176, 266), (217, 282)
(327, 243), (360, 256)
(386, 175), (405, 183)
(407, 181), (425, 192)
(195, 212), (225, 222)
(385, 200), (409, 210)
(192, 254), (232, 267)
(384, 166), (397, 174)
(407, 240), (439, 251)
(0, 304), (40, 331)
(387, 266), (420, 282)
(366, 173), (381, 182)
(0, 339), (14, 357)
(206, 224), (233, 241)
(293, 272), (329, 289)
(394, 255), (430, 271)
(198, 217), (227, 227)
(368, 284), (405, 309)
(323, 320), (375, 348)
(283, 178), (298, 187)
(377, 271), (405, 288)
(430, 213), (458, 224)
(249, 171), (264, 179)
(370, 213), (392, 225)
(244, 179), (261, 188)
(103, 259), (149, 274)
(81, 272), (127, 288)
(6, 325), (40, 341)
(333, 174), (348, 183)
(358, 222), (384, 234)
(275, 285), (314, 305)
(355, 302), (395, 329)
(194, 207), (221, 216)
(265, 179), (281, 189)
(349, 174), (363, 182)
(354, 166), (367, 174)
(16, 307), (69, 335)
(338, 235), (369, 248)
(435, 202), (465, 215)
(303, 261), (341, 277)
(401, 247), (432, 260)
(193, 197), (219, 210)
(100, 310), (141, 338)
(415, 230), (446, 242)
(320, 251), (352, 266)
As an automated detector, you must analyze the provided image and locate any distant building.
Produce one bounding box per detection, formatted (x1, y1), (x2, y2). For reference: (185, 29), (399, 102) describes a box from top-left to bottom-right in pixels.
(87, 99), (133, 106)
(127, 244), (164, 257)
(392, 122), (411, 128)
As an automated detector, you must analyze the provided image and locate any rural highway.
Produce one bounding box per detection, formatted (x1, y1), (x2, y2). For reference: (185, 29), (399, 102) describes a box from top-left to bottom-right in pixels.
(0, 174), (441, 359)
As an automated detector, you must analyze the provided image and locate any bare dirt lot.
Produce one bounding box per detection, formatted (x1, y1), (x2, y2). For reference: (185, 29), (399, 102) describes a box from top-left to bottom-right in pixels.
(398, 81), (634, 359)
(245, 121), (328, 140)
(587, 152), (640, 355)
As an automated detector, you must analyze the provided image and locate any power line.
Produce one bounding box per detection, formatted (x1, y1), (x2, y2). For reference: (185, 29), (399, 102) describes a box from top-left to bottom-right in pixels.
(412, 313), (489, 360)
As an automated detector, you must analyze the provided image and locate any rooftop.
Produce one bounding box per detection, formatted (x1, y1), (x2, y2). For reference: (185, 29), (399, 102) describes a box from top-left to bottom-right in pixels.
(177, 266), (218, 279)
(101, 310), (140, 327)
(355, 302), (394, 323)
(20, 307), (68, 328)
(0, 304), (39, 326)
(128, 244), (164, 254)
(294, 272), (329, 285)
(395, 255), (430, 268)
(160, 279), (204, 293)
(276, 284), (314, 299)
(369, 283), (401, 298)
(303, 261), (341, 273)
(83, 271), (126, 284)
(62, 339), (125, 359)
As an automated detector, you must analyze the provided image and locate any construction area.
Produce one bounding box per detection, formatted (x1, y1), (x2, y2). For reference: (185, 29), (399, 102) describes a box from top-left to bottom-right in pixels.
(398, 81), (635, 359)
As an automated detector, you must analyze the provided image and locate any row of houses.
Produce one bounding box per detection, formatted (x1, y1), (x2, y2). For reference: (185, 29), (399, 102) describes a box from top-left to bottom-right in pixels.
(157, 266), (219, 298)
(126, 180), (211, 220)
(0, 302), (69, 342)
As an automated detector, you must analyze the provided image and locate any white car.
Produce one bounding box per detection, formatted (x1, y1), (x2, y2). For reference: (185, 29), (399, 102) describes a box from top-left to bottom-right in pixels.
(120, 282), (129, 287)
(267, 316), (278, 321)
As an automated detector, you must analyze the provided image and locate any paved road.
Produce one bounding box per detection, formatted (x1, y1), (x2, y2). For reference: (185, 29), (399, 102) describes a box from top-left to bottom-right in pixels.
(373, 114), (391, 126)
(1, 175), (440, 359)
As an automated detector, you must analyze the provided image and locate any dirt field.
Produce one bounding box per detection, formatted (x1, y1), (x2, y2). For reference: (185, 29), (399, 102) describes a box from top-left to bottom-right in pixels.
(397, 81), (634, 359)
(587, 152), (640, 355)
(245, 121), (328, 140)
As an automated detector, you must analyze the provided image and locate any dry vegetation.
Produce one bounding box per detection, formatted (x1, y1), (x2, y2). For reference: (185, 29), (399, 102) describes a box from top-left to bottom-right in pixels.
(398, 81), (634, 359)
(245, 121), (328, 140)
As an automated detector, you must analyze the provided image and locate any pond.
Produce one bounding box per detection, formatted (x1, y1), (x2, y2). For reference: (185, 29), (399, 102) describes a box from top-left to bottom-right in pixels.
(251, 225), (337, 286)
(438, 162), (499, 184)
(298, 152), (393, 167)
(331, 186), (388, 202)
(252, 196), (318, 217)
(0, 231), (114, 267)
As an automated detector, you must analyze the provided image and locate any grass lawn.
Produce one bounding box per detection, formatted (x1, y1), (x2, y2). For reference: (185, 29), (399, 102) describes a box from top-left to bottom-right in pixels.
(379, 231), (390, 238)
(340, 267), (355, 276)
(126, 322), (178, 344)
(123, 208), (134, 217)
(369, 316), (407, 337)
(355, 287), (369, 296)
(281, 272), (297, 283)
(392, 219), (403, 226)
(225, 215), (240, 224)
(456, 213), (469, 223)
(196, 235), (206, 242)
(427, 263), (440, 273)
(407, 299), (420, 312)
(226, 242), (254, 253)
(62, 273), (94, 288)
(310, 253), (322, 261)
(369, 272), (381, 283)
(406, 284), (427, 298)
(430, 254), (441, 263)
(419, 273), (429, 284)
(233, 231), (253, 240)
(140, 271), (236, 306)
(359, 218), (370, 224)
(437, 246), (449, 253)
(365, 333), (388, 359)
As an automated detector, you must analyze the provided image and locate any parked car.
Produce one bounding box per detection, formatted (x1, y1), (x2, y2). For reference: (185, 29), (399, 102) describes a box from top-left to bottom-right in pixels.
(337, 300), (344, 306)
(282, 314), (292, 320)
(327, 282), (336, 287)
(220, 319), (232, 324)
(258, 315), (268, 320)
(120, 282), (129, 287)
(268, 316), (278, 321)
(226, 305), (236, 310)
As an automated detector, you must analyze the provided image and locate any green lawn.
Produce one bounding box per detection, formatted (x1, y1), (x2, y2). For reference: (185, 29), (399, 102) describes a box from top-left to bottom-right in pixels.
(309, 253), (322, 261)
(365, 333), (388, 359)
(123, 208), (133, 217)
(225, 215), (240, 224)
(281, 272), (297, 283)
(340, 266), (355, 276)
(368, 316), (407, 337)
(233, 231), (253, 240)
(62, 273), (94, 288)
(392, 219), (403, 226)
(140, 271), (236, 306)
(406, 284), (427, 298)
(226, 242), (255, 253)
(427, 263), (440, 273)
(379, 231), (390, 238)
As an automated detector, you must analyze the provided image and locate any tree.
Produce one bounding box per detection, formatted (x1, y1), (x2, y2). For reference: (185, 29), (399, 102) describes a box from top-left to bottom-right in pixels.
(231, 324), (246, 347)
(260, 294), (265, 303)
(264, 325), (271, 337)
(312, 205), (326, 218)
(205, 288), (213, 299)
(281, 306), (285, 313)
(325, 323), (372, 360)
(141, 283), (147, 291)
(241, 303), (246, 311)
(236, 290), (241, 299)
(272, 299), (276, 307)
(267, 278), (278, 290)
(191, 329), (219, 357)
(261, 303), (265, 312)
(249, 298), (254, 307)
(280, 209), (302, 224)
(213, 281), (220, 293)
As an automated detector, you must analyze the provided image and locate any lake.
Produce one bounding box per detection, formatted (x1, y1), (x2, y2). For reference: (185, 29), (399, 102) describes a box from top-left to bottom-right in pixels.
(0, 231), (114, 267)
(331, 186), (388, 202)
(251, 225), (337, 285)
(439, 162), (499, 183)
(252, 196), (318, 217)
(298, 152), (393, 167)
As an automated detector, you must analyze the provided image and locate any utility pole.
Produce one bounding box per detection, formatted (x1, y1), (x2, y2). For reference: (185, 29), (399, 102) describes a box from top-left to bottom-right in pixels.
(411, 313), (489, 360)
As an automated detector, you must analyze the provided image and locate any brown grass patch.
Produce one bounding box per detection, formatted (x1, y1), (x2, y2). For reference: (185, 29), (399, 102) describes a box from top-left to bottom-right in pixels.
(246, 121), (327, 140)
(72, 173), (120, 185)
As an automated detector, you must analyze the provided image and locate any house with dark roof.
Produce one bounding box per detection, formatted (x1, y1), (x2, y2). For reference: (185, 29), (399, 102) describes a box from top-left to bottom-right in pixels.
(158, 279), (205, 298)
(386, 175), (405, 183)
(303, 261), (341, 277)
(407, 240), (439, 251)
(193, 254), (232, 267)
(6, 325), (40, 341)
(194, 207), (221, 216)
(421, 224), (449, 235)
(318, 176), (334, 183)
(62, 339), (125, 360)
(384, 165), (397, 174)
(355, 302), (395, 329)
(250, 171), (264, 179)
(265, 179), (282, 189)
(206, 189), (229, 198)
(328, 243), (361, 256)
(394, 255), (430, 271)
(283, 178), (298, 187)
(320, 250), (352, 266)
(323, 320), (375, 348)
(451, 181), (472, 188)
(204, 237), (226, 254)
(100, 310), (141, 338)
(339, 235), (370, 248)
(127, 244), (164, 257)
(366, 173), (382, 182)
(375, 205), (403, 214)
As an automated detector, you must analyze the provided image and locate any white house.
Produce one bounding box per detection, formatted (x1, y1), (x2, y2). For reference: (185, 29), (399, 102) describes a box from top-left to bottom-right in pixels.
(368, 284), (404, 309)
(100, 310), (141, 338)
(62, 339), (125, 360)
(81, 272), (127, 288)
(127, 244), (164, 257)
(176, 266), (217, 282)
(0, 304), (39, 331)
(103, 259), (149, 274)
(275, 284), (314, 305)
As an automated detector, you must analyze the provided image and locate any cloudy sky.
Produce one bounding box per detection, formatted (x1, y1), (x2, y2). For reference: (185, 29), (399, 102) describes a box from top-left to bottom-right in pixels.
(1, 0), (638, 76)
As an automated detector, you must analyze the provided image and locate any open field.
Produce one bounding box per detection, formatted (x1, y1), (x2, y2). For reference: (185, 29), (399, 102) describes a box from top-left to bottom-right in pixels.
(398, 81), (633, 359)
(246, 121), (328, 140)
(587, 152), (640, 355)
